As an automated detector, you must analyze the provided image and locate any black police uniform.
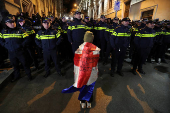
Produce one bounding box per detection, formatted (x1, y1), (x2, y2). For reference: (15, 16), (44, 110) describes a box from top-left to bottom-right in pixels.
(0, 18), (32, 81)
(94, 19), (108, 60)
(18, 17), (39, 69)
(35, 26), (62, 77)
(60, 20), (72, 60)
(110, 24), (131, 76)
(104, 21), (118, 63)
(67, 18), (86, 53)
(147, 25), (163, 63)
(133, 26), (156, 74)
(160, 26), (170, 63)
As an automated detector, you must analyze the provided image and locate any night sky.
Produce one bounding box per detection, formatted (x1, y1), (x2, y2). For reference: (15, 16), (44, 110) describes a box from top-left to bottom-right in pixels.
(63, 0), (81, 13)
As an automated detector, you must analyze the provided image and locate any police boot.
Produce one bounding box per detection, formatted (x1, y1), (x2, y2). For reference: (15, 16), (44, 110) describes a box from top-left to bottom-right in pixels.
(131, 69), (137, 75)
(138, 69), (146, 75)
(57, 72), (63, 76)
(44, 71), (51, 78)
(117, 71), (124, 77)
(110, 71), (114, 77)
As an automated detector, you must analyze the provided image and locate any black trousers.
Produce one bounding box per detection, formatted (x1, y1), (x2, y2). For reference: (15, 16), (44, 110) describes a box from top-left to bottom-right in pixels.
(43, 49), (61, 74)
(111, 47), (127, 72)
(98, 38), (106, 60)
(71, 42), (83, 54)
(27, 46), (39, 68)
(104, 41), (112, 62)
(9, 50), (32, 79)
(133, 48), (151, 71)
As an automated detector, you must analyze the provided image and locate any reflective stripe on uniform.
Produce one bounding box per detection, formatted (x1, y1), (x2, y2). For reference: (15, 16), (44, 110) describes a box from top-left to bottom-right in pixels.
(135, 33), (155, 37)
(95, 27), (106, 30)
(112, 32), (131, 37)
(2, 34), (23, 38)
(22, 33), (29, 38)
(68, 25), (86, 30)
(162, 32), (170, 35)
(109, 29), (115, 33)
(56, 30), (61, 38)
(0, 33), (2, 38)
(40, 35), (56, 39)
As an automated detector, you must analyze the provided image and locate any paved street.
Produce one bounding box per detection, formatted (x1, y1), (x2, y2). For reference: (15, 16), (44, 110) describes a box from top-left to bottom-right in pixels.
(0, 60), (170, 113)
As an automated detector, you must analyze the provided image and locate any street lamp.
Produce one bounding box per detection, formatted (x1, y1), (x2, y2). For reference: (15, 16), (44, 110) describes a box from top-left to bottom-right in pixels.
(74, 4), (77, 7)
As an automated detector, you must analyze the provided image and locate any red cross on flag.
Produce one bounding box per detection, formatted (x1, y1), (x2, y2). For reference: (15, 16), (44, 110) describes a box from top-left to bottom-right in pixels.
(73, 42), (100, 88)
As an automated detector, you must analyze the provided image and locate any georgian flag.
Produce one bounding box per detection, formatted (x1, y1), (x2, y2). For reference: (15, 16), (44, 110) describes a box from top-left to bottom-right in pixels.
(62, 42), (100, 101)
(73, 42), (100, 88)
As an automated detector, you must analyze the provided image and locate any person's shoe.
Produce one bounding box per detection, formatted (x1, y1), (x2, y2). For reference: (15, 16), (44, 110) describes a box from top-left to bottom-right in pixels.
(103, 61), (107, 66)
(44, 72), (50, 78)
(117, 71), (124, 76)
(131, 70), (137, 75)
(80, 101), (86, 109)
(87, 102), (91, 108)
(11, 77), (20, 82)
(138, 70), (146, 75)
(57, 72), (63, 76)
(28, 76), (33, 81)
(161, 60), (168, 64)
(35, 66), (40, 70)
(110, 71), (114, 77)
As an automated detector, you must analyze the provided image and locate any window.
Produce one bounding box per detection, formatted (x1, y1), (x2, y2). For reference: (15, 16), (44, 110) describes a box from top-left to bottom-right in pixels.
(102, 1), (104, 13)
(141, 9), (154, 20)
(109, 0), (112, 9)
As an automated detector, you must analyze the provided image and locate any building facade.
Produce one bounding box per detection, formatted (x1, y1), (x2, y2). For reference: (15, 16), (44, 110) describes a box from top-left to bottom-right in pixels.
(78, 0), (170, 21)
(3, 0), (63, 17)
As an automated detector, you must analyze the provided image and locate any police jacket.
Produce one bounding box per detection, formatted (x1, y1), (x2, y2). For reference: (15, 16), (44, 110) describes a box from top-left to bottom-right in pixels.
(0, 27), (29, 52)
(52, 22), (62, 31)
(134, 26), (156, 49)
(61, 22), (68, 34)
(35, 27), (61, 50)
(94, 21), (107, 40)
(110, 25), (131, 48)
(85, 22), (93, 32)
(154, 26), (163, 44)
(67, 18), (86, 43)
(162, 28), (170, 44)
(105, 22), (118, 42)
(20, 24), (35, 45)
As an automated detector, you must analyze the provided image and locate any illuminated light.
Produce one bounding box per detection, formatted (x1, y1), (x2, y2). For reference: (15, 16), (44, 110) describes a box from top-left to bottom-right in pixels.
(65, 17), (69, 20)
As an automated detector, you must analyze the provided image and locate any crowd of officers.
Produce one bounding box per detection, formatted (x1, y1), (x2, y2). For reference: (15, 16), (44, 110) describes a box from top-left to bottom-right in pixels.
(0, 11), (170, 82)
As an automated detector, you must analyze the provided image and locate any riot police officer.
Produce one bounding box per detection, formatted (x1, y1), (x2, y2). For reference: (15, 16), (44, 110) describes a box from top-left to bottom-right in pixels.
(110, 17), (131, 77)
(103, 17), (119, 65)
(67, 11), (87, 54)
(35, 17), (62, 77)
(18, 17), (39, 69)
(0, 15), (33, 81)
(132, 20), (155, 75)
(94, 15), (108, 60)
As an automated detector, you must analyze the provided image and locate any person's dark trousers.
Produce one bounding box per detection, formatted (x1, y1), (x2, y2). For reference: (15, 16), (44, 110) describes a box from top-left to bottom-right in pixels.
(80, 93), (93, 103)
(9, 50), (32, 79)
(154, 44), (162, 61)
(133, 48), (151, 71)
(71, 42), (83, 54)
(111, 47), (127, 72)
(43, 49), (61, 74)
(129, 43), (135, 59)
(100, 38), (107, 60)
(147, 44), (158, 62)
(27, 46), (39, 68)
(104, 41), (112, 62)
(160, 44), (168, 61)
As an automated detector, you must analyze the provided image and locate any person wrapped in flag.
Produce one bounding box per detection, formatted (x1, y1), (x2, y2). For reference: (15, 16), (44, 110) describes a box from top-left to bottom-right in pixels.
(62, 31), (100, 108)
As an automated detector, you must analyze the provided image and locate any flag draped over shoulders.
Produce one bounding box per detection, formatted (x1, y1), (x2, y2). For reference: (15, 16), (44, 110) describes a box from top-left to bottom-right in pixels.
(62, 42), (100, 101)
